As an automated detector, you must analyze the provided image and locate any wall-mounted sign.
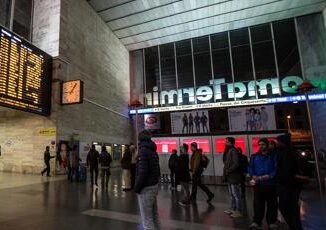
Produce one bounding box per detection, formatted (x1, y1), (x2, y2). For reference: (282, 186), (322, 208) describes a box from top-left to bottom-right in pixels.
(146, 76), (305, 106)
(152, 139), (178, 153)
(171, 110), (210, 134)
(130, 93), (326, 114)
(61, 80), (84, 105)
(37, 127), (56, 136)
(214, 137), (247, 154)
(182, 138), (211, 153)
(144, 114), (160, 130)
(228, 105), (276, 132)
(0, 26), (52, 115)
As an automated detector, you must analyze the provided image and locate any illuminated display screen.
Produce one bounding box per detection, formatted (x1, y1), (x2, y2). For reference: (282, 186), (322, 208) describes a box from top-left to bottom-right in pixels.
(153, 139), (178, 154)
(251, 137), (277, 154)
(0, 26), (52, 115)
(183, 138), (211, 153)
(214, 137), (246, 154)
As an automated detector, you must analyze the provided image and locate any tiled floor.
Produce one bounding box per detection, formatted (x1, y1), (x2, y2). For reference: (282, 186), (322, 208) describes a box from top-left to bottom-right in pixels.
(0, 171), (325, 230)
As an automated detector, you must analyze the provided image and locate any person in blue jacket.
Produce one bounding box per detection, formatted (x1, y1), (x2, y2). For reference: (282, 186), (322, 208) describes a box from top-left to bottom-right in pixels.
(248, 138), (278, 230)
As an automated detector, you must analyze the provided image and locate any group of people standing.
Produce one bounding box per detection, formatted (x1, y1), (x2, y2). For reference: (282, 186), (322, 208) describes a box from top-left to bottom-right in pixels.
(222, 134), (310, 230)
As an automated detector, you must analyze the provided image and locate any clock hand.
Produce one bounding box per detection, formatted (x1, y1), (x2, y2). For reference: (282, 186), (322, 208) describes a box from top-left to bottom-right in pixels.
(69, 83), (77, 94)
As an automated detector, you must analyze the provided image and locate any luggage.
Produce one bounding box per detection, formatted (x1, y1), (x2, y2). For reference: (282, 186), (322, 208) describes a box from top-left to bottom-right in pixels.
(79, 164), (87, 182)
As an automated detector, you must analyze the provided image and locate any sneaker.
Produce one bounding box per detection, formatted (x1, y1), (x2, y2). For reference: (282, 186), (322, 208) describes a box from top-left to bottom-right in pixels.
(230, 211), (243, 218)
(223, 209), (234, 214)
(249, 222), (261, 229)
(207, 193), (214, 203)
(268, 223), (278, 230)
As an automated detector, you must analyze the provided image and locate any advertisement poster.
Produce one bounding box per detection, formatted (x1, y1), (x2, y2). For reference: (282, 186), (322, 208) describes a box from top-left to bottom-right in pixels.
(171, 110), (210, 134)
(228, 105), (276, 131)
(144, 114), (160, 130)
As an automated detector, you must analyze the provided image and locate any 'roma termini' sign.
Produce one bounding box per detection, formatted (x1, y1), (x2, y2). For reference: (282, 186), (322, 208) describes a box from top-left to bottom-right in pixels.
(146, 76), (305, 106)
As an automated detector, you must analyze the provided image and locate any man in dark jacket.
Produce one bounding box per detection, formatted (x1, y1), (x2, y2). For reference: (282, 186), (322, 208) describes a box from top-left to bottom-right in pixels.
(178, 144), (191, 206)
(248, 138), (278, 229)
(41, 146), (55, 177)
(168, 149), (179, 190)
(135, 130), (160, 230)
(223, 137), (243, 218)
(189, 142), (214, 203)
(100, 146), (112, 188)
(87, 145), (100, 187)
(276, 134), (309, 230)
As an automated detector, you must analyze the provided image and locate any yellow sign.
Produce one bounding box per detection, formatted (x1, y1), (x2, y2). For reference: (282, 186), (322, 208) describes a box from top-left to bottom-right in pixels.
(37, 127), (56, 136)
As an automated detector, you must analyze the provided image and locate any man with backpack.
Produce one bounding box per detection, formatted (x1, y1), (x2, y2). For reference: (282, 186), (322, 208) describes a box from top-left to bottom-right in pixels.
(100, 146), (112, 188)
(168, 149), (179, 190)
(189, 142), (214, 203)
(223, 137), (243, 218)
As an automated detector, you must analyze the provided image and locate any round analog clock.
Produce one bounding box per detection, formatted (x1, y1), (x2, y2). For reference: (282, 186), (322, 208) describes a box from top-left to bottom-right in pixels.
(61, 80), (83, 105)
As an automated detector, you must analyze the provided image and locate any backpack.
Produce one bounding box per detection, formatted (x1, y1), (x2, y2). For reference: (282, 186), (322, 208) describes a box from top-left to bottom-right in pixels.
(201, 154), (209, 169)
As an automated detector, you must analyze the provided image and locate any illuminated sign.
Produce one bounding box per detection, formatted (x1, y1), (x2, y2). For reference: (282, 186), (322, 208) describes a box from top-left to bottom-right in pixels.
(153, 139), (178, 153)
(182, 138), (211, 153)
(130, 93), (326, 114)
(214, 137), (247, 154)
(146, 76), (305, 106)
(0, 26), (52, 115)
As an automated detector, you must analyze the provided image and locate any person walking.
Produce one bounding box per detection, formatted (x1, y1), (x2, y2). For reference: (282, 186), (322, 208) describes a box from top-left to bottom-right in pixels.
(168, 149), (179, 190)
(134, 130), (161, 230)
(41, 146), (55, 177)
(130, 144), (137, 189)
(276, 134), (310, 230)
(121, 146), (132, 191)
(67, 145), (81, 182)
(189, 142), (214, 203)
(86, 145), (100, 187)
(99, 146), (112, 188)
(248, 138), (278, 229)
(223, 137), (243, 218)
(178, 144), (191, 206)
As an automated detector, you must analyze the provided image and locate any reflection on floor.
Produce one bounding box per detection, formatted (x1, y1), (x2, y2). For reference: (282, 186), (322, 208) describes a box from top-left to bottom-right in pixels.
(0, 171), (325, 230)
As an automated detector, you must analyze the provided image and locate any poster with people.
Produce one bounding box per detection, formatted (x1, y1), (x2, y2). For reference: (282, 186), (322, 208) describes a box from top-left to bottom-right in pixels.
(171, 110), (210, 134)
(228, 105), (276, 131)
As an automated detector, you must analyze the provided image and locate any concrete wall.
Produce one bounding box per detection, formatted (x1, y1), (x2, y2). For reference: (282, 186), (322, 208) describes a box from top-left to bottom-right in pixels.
(0, 0), (132, 174)
(56, 0), (132, 144)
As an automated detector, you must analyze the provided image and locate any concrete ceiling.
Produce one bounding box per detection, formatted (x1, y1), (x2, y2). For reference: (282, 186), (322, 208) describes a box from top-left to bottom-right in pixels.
(87, 0), (326, 50)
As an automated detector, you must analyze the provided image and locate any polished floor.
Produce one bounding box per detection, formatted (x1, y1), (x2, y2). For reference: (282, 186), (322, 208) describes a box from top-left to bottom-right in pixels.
(0, 171), (325, 230)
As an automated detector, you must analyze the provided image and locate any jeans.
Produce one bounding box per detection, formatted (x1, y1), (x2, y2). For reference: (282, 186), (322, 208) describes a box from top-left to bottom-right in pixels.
(180, 182), (190, 202)
(253, 185), (278, 225)
(137, 184), (159, 230)
(228, 184), (242, 212)
(278, 185), (303, 230)
(190, 174), (213, 200)
(101, 168), (110, 187)
(90, 166), (99, 185)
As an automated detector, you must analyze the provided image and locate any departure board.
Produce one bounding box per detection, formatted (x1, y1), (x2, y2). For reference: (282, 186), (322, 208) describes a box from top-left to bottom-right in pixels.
(0, 25), (52, 116)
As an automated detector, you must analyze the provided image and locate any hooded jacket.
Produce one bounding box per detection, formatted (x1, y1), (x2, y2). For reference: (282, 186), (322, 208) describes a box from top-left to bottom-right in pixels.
(134, 138), (160, 193)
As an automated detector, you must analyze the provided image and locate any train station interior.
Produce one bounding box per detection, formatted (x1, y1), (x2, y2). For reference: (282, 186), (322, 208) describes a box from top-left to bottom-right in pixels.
(1, 0), (326, 229)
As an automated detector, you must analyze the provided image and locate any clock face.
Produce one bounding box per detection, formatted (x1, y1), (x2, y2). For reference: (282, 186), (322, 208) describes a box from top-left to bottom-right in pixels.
(61, 80), (83, 104)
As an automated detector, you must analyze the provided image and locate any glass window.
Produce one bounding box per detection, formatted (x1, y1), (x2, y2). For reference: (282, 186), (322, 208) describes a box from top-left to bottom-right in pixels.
(230, 28), (249, 47)
(145, 46), (160, 93)
(160, 43), (176, 91)
(176, 39), (194, 88)
(273, 19), (302, 77)
(0, 0), (11, 28)
(12, 0), (33, 40)
(211, 32), (228, 50)
(192, 36), (212, 87)
(251, 24), (277, 80)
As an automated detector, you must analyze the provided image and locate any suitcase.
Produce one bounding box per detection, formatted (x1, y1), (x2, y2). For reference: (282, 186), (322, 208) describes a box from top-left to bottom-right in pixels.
(79, 164), (87, 182)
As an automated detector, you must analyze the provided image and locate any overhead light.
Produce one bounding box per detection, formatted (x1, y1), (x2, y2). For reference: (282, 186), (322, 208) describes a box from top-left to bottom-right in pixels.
(287, 115), (291, 119)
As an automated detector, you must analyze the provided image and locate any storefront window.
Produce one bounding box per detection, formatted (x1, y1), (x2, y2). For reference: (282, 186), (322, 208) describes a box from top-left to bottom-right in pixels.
(0, 0), (11, 28)
(176, 39), (194, 88)
(192, 36), (211, 87)
(160, 43), (176, 91)
(12, 0), (33, 40)
(273, 19), (302, 77)
(145, 46), (160, 93)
